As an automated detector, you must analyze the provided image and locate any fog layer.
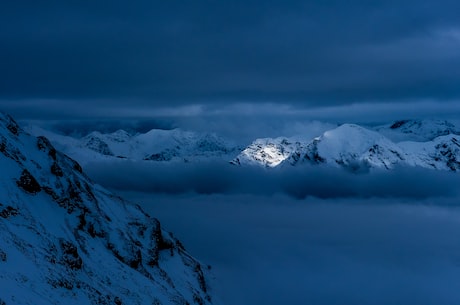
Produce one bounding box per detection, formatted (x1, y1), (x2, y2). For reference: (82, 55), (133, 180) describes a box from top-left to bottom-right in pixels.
(121, 192), (460, 305)
(85, 160), (460, 199)
(83, 157), (460, 305)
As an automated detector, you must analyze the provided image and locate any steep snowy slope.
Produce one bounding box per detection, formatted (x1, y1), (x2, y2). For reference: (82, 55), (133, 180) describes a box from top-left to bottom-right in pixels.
(375, 119), (460, 142)
(399, 134), (460, 171)
(26, 126), (240, 164)
(234, 123), (460, 172)
(290, 124), (406, 170)
(0, 113), (215, 305)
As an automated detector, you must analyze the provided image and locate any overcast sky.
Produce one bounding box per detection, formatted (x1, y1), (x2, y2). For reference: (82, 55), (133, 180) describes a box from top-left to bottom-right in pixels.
(1, 1), (460, 121)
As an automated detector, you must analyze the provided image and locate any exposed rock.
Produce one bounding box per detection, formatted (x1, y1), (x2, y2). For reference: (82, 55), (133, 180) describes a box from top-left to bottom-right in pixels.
(82, 134), (114, 156)
(3, 114), (20, 136)
(0, 206), (19, 219)
(390, 120), (410, 129)
(51, 162), (64, 177)
(0, 249), (6, 262)
(59, 239), (83, 270)
(144, 149), (178, 161)
(16, 169), (41, 194)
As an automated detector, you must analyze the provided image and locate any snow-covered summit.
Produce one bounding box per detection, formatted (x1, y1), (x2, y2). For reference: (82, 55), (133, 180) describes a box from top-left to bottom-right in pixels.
(291, 124), (406, 170)
(375, 119), (460, 142)
(0, 113), (216, 305)
(234, 123), (460, 172)
(230, 137), (306, 167)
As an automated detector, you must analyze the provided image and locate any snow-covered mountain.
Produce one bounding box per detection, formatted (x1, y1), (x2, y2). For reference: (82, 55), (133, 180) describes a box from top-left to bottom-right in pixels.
(234, 122), (460, 172)
(26, 126), (241, 165)
(230, 137), (306, 167)
(0, 113), (216, 305)
(26, 119), (460, 172)
(399, 135), (460, 171)
(288, 124), (407, 170)
(374, 119), (460, 142)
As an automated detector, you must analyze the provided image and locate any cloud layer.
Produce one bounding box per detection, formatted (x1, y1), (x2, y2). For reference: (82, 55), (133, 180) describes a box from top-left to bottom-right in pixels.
(127, 192), (460, 305)
(85, 160), (460, 199)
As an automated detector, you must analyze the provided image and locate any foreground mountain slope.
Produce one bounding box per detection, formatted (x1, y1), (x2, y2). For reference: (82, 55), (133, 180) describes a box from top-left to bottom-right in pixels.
(26, 126), (240, 164)
(0, 113), (215, 305)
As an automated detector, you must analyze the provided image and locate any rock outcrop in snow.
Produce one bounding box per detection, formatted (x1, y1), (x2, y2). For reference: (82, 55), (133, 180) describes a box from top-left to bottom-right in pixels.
(0, 113), (215, 305)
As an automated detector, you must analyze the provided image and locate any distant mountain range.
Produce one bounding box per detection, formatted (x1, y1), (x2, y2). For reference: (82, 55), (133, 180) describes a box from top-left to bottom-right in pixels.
(233, 120), (460, 172)
(27, 119), (460, 172)
(26, 125), (241, 164)
(0, 112), (215, 305)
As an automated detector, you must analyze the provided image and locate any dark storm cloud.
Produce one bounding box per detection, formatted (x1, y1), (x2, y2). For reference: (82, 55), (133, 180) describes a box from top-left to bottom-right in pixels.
(2, 0), (460, 111)
(24, 117), (175, 137)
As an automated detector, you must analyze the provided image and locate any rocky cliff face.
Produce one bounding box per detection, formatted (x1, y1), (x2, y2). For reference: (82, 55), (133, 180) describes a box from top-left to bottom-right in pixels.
(0, 113), (215, 305)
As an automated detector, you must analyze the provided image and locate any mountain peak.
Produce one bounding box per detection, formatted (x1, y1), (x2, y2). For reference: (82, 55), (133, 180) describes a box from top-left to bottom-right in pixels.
(231, 137), (305, 167)
(376, 119), (460, 142)
(29, 126), (240, 164)
(234, 123), (460, 172)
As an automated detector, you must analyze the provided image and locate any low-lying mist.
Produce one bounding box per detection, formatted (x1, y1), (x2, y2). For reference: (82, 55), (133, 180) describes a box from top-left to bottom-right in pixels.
(121, 192), (460, 305)
(85, 159), (460, 305)
(84, 160), (460, 199)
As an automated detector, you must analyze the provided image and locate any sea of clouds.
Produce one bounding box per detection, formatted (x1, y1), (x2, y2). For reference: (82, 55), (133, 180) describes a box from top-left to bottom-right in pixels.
(81, 158), (460, 305)
(86, 160), (460, 199)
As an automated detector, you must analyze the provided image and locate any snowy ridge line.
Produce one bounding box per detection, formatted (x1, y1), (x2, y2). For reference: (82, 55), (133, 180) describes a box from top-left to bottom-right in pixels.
(233, 121), (460, 172)
(25, 125), (241, 164)
(26, 119), (460, 172)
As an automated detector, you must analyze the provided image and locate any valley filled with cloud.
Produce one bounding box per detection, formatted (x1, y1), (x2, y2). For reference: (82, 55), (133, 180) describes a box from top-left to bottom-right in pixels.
(84, 156), (460, 305)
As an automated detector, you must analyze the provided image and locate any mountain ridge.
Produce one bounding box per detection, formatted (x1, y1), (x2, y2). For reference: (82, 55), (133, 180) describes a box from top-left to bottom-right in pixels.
(26, 119), (460, 172)
(26, 125), (241, 164)
(234, 121), (460, 172)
